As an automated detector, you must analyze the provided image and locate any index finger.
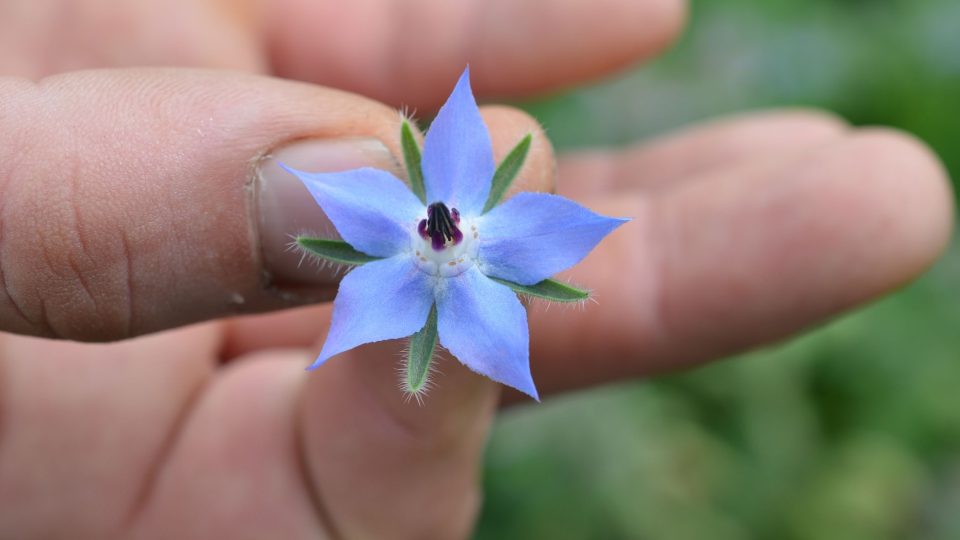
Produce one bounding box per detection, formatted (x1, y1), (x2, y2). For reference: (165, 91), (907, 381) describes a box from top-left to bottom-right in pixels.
(522, 129), (952, 399)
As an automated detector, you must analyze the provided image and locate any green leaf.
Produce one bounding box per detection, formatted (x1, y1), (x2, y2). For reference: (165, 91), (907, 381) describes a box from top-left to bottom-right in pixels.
(296, 237), (381, 266)
(483, 133), (532, 213)
(406, 304), (438, 394)
(491, 277), (589, 303)
(401, 121), (427, 204)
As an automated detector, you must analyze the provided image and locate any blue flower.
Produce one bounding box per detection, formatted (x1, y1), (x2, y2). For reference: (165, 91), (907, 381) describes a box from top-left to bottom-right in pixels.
(281, 68), (626, 400)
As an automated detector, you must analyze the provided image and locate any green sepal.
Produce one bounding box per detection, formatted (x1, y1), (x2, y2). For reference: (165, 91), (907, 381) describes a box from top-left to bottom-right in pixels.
(401, 121), (427, 204)
(296, 237), (381, 266)
(491, 277), (589, 303)
(406, 304), (438, 394)
(483, 133), (532, 213)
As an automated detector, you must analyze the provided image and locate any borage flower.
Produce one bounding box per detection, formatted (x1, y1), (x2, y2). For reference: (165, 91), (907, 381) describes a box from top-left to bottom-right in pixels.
(282, 68), (626, 401)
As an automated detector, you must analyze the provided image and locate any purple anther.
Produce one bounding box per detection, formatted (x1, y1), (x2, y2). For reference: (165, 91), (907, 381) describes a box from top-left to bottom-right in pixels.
(431, 231), (446, 251)
(424, 201), (463, 250)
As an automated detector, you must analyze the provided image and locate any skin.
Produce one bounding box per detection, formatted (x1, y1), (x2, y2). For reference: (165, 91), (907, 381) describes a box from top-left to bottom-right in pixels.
(0, 0), (953, 538)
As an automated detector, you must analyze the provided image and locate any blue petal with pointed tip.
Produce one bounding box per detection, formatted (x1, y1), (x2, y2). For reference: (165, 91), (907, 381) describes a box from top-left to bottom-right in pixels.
(311, 255), (435, 368)
(281, 165), (425, 258)
(422, 67), (495, 216)
(477, 192), (628, 286)
(436, 266), (538, 400)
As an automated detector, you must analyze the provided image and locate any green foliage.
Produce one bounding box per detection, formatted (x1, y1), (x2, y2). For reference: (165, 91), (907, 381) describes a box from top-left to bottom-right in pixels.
(478, 0), (960, 538)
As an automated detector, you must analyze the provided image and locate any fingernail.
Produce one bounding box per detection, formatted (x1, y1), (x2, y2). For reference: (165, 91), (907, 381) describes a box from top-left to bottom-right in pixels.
(257, 138), (401, 287)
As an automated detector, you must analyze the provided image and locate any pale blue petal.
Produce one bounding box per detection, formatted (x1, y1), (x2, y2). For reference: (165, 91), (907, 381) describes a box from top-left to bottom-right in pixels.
(436, 266), (538, 400)
(477, 193), (628, 285)
(421, 67), (494, 216)
(311, 255), (435, 367)
(281, 165), (425, 258)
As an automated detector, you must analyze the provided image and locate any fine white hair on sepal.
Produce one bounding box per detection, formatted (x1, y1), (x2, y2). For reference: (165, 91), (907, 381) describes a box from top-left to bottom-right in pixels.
(529, 295), (594, 314)
(286, 231), (354, 277)
(293, 222), (339, 241)
(289, 240), (349, 276)
(396, 340), (444, 406)
(398, 106), (419, 127)
(397, 363), (435, 407)
(516, 279), (595, 313)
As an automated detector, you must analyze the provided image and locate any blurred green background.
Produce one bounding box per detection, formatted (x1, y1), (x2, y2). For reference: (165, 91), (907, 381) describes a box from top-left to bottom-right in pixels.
(476, 0), (960, 538)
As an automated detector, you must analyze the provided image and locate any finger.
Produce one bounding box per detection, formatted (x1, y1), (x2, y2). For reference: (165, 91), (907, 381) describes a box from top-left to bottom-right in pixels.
(0, 0), (265, 78)
(121, 353), (334, 538)
(294, 108), (555, 539)
(266, 0), (687, 110)
(558, 109), (849, 199)
(0, 68), (416, 341)
(522, 129), (953, 398)
(220, 106), (554, 359)
(0, 327), (220, 537)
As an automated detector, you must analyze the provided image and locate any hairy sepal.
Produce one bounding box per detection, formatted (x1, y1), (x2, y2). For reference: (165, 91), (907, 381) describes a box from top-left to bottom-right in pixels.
(483, 134), (532, 213)
(406, 304), (438, 396)
(296, 237), (382, 266)
(491, 277), (589, 303)
(401, 121), (427, 204)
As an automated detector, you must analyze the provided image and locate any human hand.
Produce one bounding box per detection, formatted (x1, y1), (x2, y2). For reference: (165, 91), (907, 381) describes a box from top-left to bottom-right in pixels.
(0, 1), (953, 539)
(0, 0), (682, 110)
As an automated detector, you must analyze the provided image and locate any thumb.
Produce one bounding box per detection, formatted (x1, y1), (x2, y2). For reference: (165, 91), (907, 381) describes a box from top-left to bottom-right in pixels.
(0, 68), (405, 340)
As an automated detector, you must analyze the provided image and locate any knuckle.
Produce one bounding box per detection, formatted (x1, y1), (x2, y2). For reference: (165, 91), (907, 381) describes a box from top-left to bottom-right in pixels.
(0, 161), (133, 342)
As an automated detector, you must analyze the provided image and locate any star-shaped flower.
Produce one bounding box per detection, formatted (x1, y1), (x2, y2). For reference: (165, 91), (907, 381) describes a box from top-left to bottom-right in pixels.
(282, 68), (626, 401)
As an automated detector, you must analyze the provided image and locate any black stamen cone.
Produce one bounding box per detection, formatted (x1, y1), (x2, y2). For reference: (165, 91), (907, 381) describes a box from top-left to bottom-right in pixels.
(426, 202), (462, 250)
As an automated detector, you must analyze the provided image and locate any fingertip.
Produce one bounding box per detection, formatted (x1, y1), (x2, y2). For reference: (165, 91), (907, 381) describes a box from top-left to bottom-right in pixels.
(654, 126), (956, 354)
(472, 0), (689, 98)
(0, 69), (411, 340)
(638, 0), (689, 59)
(299, 343), (498, 538)
(838, 128), (955, 287)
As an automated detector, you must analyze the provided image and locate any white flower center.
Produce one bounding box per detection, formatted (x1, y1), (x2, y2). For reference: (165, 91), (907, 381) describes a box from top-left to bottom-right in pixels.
(410, 202), (479, 278)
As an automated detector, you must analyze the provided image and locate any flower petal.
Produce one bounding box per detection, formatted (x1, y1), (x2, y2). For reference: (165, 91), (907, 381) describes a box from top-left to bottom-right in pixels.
(476, 193), (628, 285)
(281, 165), (425, 258)
(312, 255), (435, 367)
(422, 67), (494, 216)
(436, 266), (538, 400)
